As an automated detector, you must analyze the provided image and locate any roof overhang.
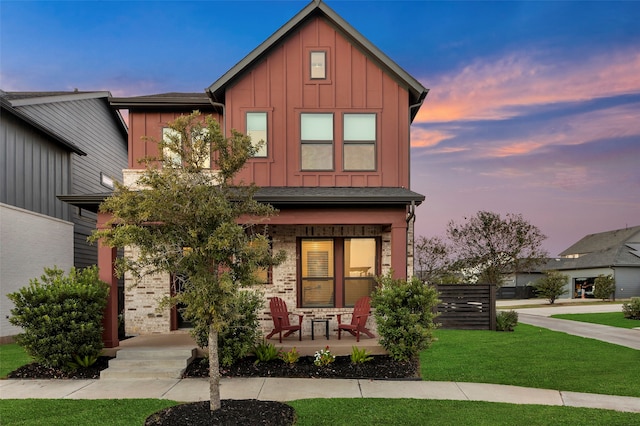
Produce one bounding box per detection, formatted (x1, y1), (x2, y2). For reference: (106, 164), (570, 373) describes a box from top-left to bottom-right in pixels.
(58, 187), (425, 214)
(109, 93), (215, 111)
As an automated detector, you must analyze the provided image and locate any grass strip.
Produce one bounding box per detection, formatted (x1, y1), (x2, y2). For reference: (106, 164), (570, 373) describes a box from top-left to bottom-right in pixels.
(1, 399), (637, 426)
(0, 399), (178, 425)
(290, 399), (638, 426)
(421, 324), (640, 397)
(0, 343), (31, 378)
(550, 312), (640, 329)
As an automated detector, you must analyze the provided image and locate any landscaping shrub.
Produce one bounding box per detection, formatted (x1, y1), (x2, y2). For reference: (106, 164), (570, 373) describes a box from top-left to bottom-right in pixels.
(7, 266), (109, 370)
(192, 290), (263, 367)
(622, 298), (640, 320)
(253, 340), (279, 364)
(372, 273), (440, 361)
(496, 310), (518, 331)
(593, 274), (616, 300)
(533, 270), (568, 304)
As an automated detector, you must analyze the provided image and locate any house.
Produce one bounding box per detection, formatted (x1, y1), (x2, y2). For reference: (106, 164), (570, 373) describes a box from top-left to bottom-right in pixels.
(545, 225), (640, 299)
(498, 225), (640, 300)
(0, 90), (128, 342)
(65, 0), (427, 347)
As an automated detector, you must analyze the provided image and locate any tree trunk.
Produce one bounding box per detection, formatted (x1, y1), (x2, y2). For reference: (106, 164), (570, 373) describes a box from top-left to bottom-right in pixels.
(208, 324), (221, 411)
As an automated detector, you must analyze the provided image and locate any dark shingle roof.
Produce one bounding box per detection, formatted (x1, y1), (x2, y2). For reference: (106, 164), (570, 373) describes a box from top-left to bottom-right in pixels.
(109, 92), (212, 109)
(58, 186), (425, 213)
(551, 225), (640, 269)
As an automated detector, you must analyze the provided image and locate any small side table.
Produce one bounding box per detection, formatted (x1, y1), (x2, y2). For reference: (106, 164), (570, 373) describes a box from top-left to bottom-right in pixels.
(311, 318), (330, 340)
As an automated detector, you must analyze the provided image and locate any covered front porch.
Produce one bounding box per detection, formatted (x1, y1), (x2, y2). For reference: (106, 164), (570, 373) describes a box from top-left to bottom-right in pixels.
(103, 330), (385, 358)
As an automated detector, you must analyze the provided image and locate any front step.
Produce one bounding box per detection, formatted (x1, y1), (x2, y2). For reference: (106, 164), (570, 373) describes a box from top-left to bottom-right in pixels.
(100, 347), (196, 380)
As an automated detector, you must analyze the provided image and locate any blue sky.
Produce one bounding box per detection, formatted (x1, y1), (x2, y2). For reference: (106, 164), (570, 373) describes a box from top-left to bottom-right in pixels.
(2, 0), (639, 256)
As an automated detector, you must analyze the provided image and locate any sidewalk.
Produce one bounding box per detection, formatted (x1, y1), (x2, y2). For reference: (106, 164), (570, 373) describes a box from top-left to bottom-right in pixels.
(1, 377), (639, 413)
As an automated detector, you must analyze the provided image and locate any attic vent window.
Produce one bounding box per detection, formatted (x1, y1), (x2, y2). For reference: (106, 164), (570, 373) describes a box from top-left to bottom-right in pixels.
(310, 51), (326, 79)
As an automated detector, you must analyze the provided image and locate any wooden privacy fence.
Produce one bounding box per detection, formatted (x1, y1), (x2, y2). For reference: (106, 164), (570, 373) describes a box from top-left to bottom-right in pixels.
(435, 284), (496, 330)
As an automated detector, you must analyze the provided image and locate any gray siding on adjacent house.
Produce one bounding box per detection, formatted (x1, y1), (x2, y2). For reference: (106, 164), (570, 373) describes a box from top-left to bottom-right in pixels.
(0, 112), (73, 221)
(11, 96), (128, 267)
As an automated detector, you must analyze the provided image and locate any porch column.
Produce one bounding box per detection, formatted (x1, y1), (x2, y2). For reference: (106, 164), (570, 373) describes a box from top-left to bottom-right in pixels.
(97, 212), (119, 348)
(390, 225), (408, 280)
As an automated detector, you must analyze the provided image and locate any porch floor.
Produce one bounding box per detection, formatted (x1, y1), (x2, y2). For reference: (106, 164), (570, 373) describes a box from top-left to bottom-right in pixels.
(104, 330), (385, 358)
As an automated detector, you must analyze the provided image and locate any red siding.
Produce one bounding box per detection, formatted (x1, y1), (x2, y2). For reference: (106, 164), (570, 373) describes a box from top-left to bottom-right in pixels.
(126, 16), (411, 189)
(227, 16), (411, 188)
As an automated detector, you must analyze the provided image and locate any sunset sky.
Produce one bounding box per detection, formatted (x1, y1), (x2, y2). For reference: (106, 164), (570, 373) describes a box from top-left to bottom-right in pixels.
(2, 0), (639, 256)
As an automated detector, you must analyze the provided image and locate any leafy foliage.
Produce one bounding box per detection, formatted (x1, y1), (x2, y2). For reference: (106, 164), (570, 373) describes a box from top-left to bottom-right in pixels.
(446, 211), (548, 285)
(533, 270), (569, 304)
(7, 266), (109, 370)
(90, 111), (285, 410)
(622, 298), (640, 320)
(253, 340), (280, 364)
(373, 273), (440, 361)
(496, 310), (519, 331)
(350, 346), (373, 364)
(192, 289), (263, 367)
(313, 346), (336, 366)
(593, 274), (616, 300)
(279, 347), (300, 365)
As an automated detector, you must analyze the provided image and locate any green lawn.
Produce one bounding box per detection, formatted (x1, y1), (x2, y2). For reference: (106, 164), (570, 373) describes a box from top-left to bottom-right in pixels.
(421, 324), (640, 397)
(550, 312), (640, 329)
(0, 343), (31, 378)
(1, 399), (637, 425)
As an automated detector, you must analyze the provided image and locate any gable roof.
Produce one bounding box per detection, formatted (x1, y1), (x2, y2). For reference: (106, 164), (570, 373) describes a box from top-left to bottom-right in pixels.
(0, 94), (87, 155)
(552, 225), (640, 269)
(206, 0), (428, 122)
(2, 90), (128, 142)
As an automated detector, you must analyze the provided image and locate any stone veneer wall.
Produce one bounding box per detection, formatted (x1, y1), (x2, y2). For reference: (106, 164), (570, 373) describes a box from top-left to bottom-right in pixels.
(123, 246), (172, 335)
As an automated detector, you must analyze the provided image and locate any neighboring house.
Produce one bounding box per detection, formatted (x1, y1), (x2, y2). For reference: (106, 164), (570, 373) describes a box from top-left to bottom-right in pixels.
(0, 90), (128, 342)
(65, 0), (427, 347)
(500, 225), (640, 300)
(546, 225), (640, 299)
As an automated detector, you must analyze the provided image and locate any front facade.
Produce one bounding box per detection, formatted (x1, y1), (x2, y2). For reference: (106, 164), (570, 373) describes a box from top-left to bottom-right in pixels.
(102, 0), (427, 344)
(0, 91), (128, 341)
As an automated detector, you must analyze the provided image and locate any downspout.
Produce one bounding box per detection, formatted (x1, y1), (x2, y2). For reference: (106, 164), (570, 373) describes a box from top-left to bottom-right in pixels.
(406, 200), (416, 278)
(206, 96), (226, 137)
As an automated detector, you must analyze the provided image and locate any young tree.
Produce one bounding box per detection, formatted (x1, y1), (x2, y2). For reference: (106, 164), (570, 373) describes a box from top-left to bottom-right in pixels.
(91, 111), (284, 411)
(534, 270), (569, 304)
(593, 274), (616, 300)
(447, 211), (548, 285)
(414, 235), (454, 284)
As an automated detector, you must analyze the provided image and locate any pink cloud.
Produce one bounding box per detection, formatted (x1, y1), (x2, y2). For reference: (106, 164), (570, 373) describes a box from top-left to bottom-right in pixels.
(415, 48), (640, 124)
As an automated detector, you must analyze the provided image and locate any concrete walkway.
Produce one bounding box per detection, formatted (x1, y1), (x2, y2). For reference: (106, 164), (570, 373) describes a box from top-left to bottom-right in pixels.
(1, 377), (639, 413)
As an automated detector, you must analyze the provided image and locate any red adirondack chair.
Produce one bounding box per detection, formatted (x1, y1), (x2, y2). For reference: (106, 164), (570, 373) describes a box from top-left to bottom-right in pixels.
(265, 297), (304, 343)
(337, 296), (375, 342)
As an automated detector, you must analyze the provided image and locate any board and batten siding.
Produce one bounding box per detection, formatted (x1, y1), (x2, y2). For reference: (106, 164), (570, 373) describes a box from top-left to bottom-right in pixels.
(226, 16), (411, 188)
(0, 111), (72, 221)
(12, 97), (128, 267)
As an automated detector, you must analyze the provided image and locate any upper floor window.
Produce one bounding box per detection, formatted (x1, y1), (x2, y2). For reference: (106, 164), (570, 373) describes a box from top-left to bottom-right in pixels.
(162, 128), (182, 167)
(300, 113), (333, 171)
(343, 113), (376, 171)
(310, 51), (326, 79)
(162, 127), (210, 168)
(246, 112), (268, 157)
